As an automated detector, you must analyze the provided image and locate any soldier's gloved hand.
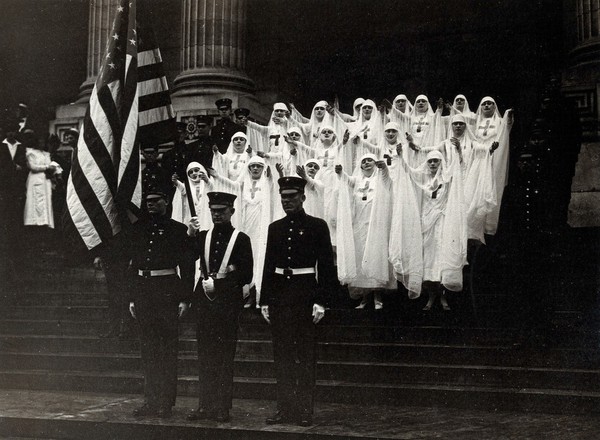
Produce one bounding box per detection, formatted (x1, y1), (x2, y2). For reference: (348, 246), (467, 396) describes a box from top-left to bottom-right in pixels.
(261, 305), (270, 324)
(129, 301), (136, 319)
(202, 278), (215, 295)
(188, 216), (201, 236)
(93, 257), (102, 270)
(178, 302), (189, 319)
(312, 303), (325, 324)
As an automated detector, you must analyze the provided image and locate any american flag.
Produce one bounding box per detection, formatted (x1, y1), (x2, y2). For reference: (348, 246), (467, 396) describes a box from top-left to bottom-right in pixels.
(66, 0), (175, 250)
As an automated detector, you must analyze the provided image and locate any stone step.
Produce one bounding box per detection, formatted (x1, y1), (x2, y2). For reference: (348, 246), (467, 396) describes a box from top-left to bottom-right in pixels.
(2, 306), (108, 320)
(1, 308), (598, 348)
(13, 293), (108, 306)
(1, 304), (589, 334)
(0, 369), (599, 414)
(7, 390), (597, 440)
(2, 335), (600, 369)
(2, 352), (600, 392)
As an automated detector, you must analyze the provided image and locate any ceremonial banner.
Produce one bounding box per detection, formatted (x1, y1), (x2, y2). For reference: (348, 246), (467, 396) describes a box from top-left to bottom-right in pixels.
(65, 0), (174, 250)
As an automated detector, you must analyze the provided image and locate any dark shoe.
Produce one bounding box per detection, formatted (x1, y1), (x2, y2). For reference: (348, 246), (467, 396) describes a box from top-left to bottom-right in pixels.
(265, 410), (292, 425)
(215, 409), (230, 423)
(187, 407), (213, 421)
(132, 404), (157, 417)
(157, 406), (172, 419)
(298, 414), (312, 427)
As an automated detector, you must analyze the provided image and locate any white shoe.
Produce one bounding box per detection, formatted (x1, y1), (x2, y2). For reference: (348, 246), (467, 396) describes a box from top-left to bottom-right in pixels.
(374, 292), (383, 310)
(355, 298), (369, 309)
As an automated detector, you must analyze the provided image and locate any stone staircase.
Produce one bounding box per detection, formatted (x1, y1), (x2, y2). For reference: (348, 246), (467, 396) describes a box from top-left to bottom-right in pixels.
(2, 246), (600, 422)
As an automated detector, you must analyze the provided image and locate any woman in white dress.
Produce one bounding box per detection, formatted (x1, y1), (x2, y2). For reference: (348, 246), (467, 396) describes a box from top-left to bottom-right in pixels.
(335, 153), (393, 309)
(408, 150), (466, 311)
(171, 161), (212, 230)
(24, 142), (61, 228)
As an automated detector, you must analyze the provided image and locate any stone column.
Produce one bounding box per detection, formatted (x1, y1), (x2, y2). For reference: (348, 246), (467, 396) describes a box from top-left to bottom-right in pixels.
(172, 0), (255, 97)
(77, 0), (120, 103)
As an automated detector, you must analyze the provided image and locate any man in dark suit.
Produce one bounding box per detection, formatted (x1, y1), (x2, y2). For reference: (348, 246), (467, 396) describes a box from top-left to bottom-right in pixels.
(211, 98), (243, 154)
(127, 184), (195, 418)
(141, 144), (172, 205)
(162, 120), (213, 187)
(234, 108), (250, 133)
(186, 191), (253, 423)
(0, 123), (28, 293)
(260, 176), (338, 427)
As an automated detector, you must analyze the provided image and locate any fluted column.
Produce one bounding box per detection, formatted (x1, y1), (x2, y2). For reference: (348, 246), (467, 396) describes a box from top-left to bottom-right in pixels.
(173, 0), (255, 96)
(77, 0), (120, 102)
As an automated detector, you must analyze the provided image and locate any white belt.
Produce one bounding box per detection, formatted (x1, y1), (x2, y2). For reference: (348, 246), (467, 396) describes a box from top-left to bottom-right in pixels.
(209, 264), (236, 279)
(275, 267), (316, 276)
(138, 268), (177, 277)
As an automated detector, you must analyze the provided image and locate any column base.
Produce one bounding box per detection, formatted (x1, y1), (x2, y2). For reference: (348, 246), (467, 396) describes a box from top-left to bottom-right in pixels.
(172, 67), (255, 96)
(77, 77), (96, 104)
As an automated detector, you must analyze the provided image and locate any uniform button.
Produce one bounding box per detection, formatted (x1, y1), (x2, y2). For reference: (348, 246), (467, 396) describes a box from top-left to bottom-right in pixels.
(289, 229), (293, 232)
(149, 241), (153, 244)
(286, 276), (291, 280)
(288, 256), (291, 260)
(290, 221), (294, 224)
(288, 237), (291, 241)
(146, 258), (150, 261)
(216, 241), (220, 245)
(288, 247), (291, 250)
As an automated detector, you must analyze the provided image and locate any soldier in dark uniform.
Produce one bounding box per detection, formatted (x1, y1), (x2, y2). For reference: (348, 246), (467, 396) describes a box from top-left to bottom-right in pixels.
(162, 120), (213, 187)
(127, 184), (195, 418)
(0, 122), (28, 294)
(211, 98), (242, 154)
(260, 176), (338, 427)
(502, 141), (556, 346)
(141, 144), (171, 204)
(193, 115), (216, 169)
(234, 108), (250, 133)
(186, 192), (253, 423)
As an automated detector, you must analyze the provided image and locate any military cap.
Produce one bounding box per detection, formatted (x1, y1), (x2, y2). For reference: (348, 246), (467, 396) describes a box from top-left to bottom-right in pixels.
(65, 127), (79, 136)
(141, 144), (159, 152)
(518, 144), (537, 160)
(234, 108), (250, 117)
(215, 98), (233, 109)
(207, 191), (237, 209)
(146, 182), (169, 199)
(196, 115), (213, 125)
(278, 176), (306, 194)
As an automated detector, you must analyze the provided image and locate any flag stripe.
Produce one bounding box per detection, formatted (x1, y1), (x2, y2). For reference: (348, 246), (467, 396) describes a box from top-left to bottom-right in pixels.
(138, 77), (170, 97)
(120, 55), (138, 131)
(66, 0), (175, 250)
(69, 145), (118, 246)
(118, 89), (139, 188)
(139, 91), (173, 113)
(139, 105), (174, 127)
(73, 135), (120, 234)
(138, 48), (162, 66)
(137, 63), (165, 82)
(81, 111), (118, 194)
(96, 85), (123, 152)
